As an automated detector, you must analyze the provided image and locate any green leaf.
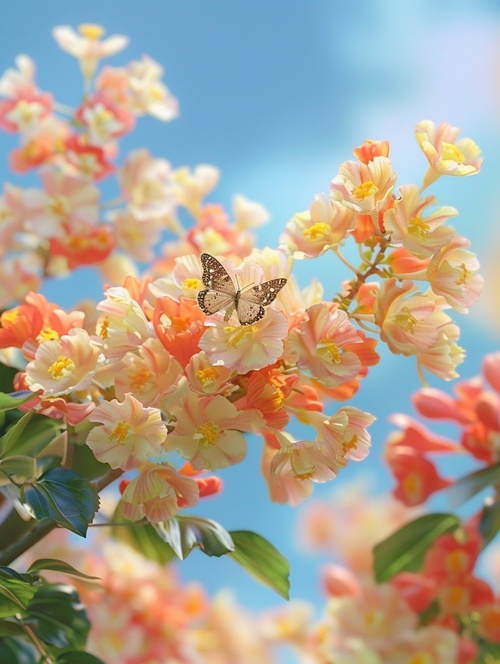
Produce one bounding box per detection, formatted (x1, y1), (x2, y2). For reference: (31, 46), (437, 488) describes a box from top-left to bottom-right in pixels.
(72, 441), (111, 482)
(228, 530), (290, 599)
(479, 500), (500, 547)
(0, 391), (33, 413)
(477, 639), (500, 661)
(22, 467), (99, 537)
(26, 583), (89, 648)
(27, 558), (100, 581)
(57, 653), (106, 664)
(111, 510), (176, 564)
(0, 619), (26, 637)
(0, 569), (38, 618)
(0, 411), (61, 459)
(0, 364), (18, 394)
(0, 637), (37, 664)
(448, 461), (500, 508)
(0, 456), (36, 486)
(373, 513), (460, 582)
(154, 516), (234, 560)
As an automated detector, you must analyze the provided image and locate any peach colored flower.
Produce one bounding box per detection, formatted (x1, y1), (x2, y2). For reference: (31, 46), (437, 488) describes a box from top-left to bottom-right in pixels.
(280, 193), (356, 258)
(25, 327), (102, 396)
(184, 350), (234, 395)
(171, 164), (219, 215)
(426, 236), (483, 313)
(384, 184), (457, 259)
(114, 338), (182, 406)
(417, 328), (465, 381)
(125, 55), (179, 121)
(0, 55), (38, 98)
(415, 120), (483, 189)
(352, 138), (390, 164)
(63, 135), (114, 181)
(261, 432), (315, 506)
(330, 155), (397, 218)
(153, 296), (205, 368)
(87, 393), (167, 470)
(310, 406), (376, 466)
(119, 462), (199, 522)
(286, 303), (365, 388)
(385, 447), (452, 506)
(233, 194), (270, 230)
(52, 24), (129, 83)
(76, 92), (135, 146)
(109, 208), (163, 262)
(164, 390), (251, 470)
(199, 308), (288, 374)
(0, 93), (53, 136)
(374, 279), (456, 356)
(270, 437), (339, 489)
(386, 625), (460, 664)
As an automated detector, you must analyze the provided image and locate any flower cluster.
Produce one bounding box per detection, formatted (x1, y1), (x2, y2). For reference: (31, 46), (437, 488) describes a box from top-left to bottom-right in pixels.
(0, 25), (484, 531)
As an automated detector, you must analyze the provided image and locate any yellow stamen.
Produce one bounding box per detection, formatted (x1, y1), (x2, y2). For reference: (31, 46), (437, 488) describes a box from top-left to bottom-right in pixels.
(109, 421), (131, 444)
(1, 310), (18, 325)
(182, 277), (202, 291)
(441, 141), (465, 163)
(47, 195), (69, 219)
(48, 355), (75, 380)
(129, 367), (153, 391)
(271, 388), (285, 411)
(78, 23), (105, 40)
(445, 550), (468, 574)
(98, 319), (110, 340)
(343, 434), (358, 452)
(36, 328), (60, 343)
(352, 180), (379, 200)
(195, 367), (219, 385)
(195, 422), (220, 447)
(455, 263), (471, 286)
(402, 473), (421, 501)
(408, 215), (430, 238)
(318, 338), (341, 363)
(224, 325), (254, 348)
(303, 222), (331, 241)
(394, 307), (417, 333)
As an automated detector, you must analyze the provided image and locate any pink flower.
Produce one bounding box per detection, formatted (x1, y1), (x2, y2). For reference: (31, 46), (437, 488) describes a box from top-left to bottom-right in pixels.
(0, 55), (38, 98)
(125, 55), (179, 121)
(286, 303), (366, 388)
(119, 463), (199, 523)
(310, 406), (376, 465)
(75, 92), (135, 146)
(199, 308), (288, 374)
(25, 328), (102, 396)
(52, 24), (129, 83)
(415, 120), (483, 189)
(426, 236), (483, 313)
(280, 193), (356, 258)
(164, 391), (251, 470)
(383, 184), (457, 259)
(86, 393), (167, 470)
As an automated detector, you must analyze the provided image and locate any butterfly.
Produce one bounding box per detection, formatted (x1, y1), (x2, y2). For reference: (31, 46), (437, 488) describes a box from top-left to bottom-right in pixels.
(197, 253), (287, 326)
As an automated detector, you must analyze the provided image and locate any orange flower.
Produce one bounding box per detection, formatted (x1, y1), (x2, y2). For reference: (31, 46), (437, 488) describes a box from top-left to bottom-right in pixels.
(352, 138), (390, 164)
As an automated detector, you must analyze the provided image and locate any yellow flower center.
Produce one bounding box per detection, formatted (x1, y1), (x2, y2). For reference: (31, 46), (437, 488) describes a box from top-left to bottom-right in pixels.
(445, 549), (468, 574)
(408, 654), (432, 664)
(224, 325), (254, 348)
(303, 223), (331, 241)
(37, 328), (59, 343)
(98, 319), (110, 340)
(352, 180), (379, 200)
(195, 422), (220, 447)
(109, 421), (131, 445)
(182, 277), (202, 291)
(455, 263), (471, 286)
(441, 141), (465, 163)
(195, 367), (219, 385)
(343, 434), (358, 452)
(402, 473), (421, 501)
(394, 307), (417, 333)
(47, 195), (69, 219)
(1, 309), (18, 325)
(271, 387), (285, 411)
(48, 355), (75, 381)
(129, 367), (153, 391)
(318, 338), (341, 363)
(78, 23), (106, 40)
(408, 215), (430, 238)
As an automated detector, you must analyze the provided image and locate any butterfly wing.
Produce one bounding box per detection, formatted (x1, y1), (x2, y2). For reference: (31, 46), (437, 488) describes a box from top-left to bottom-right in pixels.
(200, 253), (235, 295)
(236, 278), (287, 325)
(197, 289), (235, 315)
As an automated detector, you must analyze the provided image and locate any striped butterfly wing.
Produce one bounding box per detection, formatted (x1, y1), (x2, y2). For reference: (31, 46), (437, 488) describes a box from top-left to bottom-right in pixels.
(236, 278), (288, 326)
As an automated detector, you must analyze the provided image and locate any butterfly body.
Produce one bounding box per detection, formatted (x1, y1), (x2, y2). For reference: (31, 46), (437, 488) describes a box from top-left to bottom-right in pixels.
(197, 253), (287, 326)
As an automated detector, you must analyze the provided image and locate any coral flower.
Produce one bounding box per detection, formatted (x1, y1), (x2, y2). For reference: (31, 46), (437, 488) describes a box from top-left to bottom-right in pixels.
(87, 393), (167, 470)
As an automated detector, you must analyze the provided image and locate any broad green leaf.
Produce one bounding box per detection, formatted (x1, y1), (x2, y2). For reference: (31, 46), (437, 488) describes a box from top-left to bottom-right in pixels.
(72, 441), (111, 482)
(57, 653), (106, 664)
(27, 558), (100, 581)
(477, 639), (500, 661)
(0, 619), (25, 637)
(374, 513), (459, 582)
(0, 411), (61, 459)
(229, 530), (290, 599)
(0, 392), (33, 413)
(0, 569), (38, 618)
(154, 516), (234, 560)
(479, 500), (500, 547)
(0, 637), (37, 664)
(26, 583), (89, 649)
(111, 508), (176, 564)
(22, 467), (99, 537)
(448, 461), (500, 508)
(0, 364), (18, 394)
(0, 456), (36, 486)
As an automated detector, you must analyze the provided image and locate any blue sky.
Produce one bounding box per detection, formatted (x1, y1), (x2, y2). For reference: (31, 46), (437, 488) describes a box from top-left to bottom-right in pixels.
(1, 0), (500, 621)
